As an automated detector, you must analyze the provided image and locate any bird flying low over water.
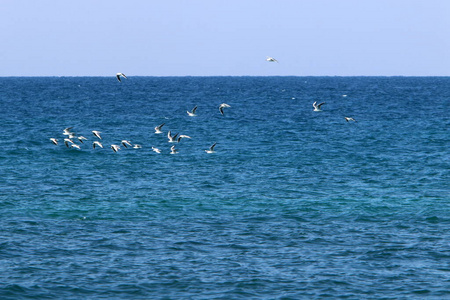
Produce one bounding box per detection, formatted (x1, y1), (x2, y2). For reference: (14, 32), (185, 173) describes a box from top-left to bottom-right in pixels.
(116, 73), (127, 82)
(152, 147), (161, 154)
(219, 103), (231, 116)
(71, 144), (81, 150)
(345, 117), (357, 122)
(50, 138), (58, 145)
(177, 135), (192, 143)
(121, 140), (132, 148)
(77, 136), (87, 143)
(111, 144), (120, 153)
(93, 141), (103, 149)
(170, 145), (178, 154)
(266, 56), (278, 63)
(187, 105), (198, 117)
(155, 123), (165, 134)
(63, 127), (74, 136)
(313, 101), (326, 111)
(92, 131), (102, 139)
(167, 131), (179, 143)
(64, 138), (74, 148)
(205, 142), (217, 154)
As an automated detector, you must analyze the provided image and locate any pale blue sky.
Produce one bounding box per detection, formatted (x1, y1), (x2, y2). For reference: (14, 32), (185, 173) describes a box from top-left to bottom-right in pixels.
(1, 0), (449, 76)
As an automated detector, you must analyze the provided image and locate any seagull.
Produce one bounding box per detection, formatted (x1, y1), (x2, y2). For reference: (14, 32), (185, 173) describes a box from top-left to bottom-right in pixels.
(266, 56), (278, 63)
(205, 142), (217, 154)
(71, 144), (81, 150)
(187, 106), (198, 117)
(77, 136), (88, 143)
(92, 130), (102, 139)
(170, 145), (178, 154)
(64, 138), (74, 148)
(133, 144), (142, 149)
(219, 103), (231, 116)
(93, 141), (103, 149)
(121, 140), (132, 148)
(177, 134), (192, 143)
(50, 138), (58, 145)
(116, 73), (127, 82)
(152, 147), (161, 154)
(63, 127), (74, 136)
(313, 101), (326, 111)
(155, 123), (165, 134)
(345, 117), (357, 122)
(111, 144), (121, 153)
(167, 131), (179, 143)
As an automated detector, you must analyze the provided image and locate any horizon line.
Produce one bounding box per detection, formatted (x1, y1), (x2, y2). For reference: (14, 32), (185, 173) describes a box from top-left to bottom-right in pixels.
(1, 75), (449, 78)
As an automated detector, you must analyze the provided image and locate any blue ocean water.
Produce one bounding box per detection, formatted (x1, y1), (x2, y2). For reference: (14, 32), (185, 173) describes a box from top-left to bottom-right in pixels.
(0, 76), (449, 299)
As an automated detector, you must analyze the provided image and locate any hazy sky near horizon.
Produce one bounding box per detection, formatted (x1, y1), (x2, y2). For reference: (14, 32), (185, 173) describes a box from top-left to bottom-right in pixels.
(1, 0), (449, 76)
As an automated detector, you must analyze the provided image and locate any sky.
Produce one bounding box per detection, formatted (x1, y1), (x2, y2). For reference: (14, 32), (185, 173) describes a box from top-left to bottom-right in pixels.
(1, 0), (449, 76)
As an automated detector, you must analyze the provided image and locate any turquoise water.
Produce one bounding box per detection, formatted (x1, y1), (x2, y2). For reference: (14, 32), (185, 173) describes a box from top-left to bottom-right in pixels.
(0, 77), (449, 299)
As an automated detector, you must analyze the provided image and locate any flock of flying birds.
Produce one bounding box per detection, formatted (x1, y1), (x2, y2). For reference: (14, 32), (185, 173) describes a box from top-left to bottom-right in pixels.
(49, 117), (220, 155)
(49, 74), (229, 154)
(50, 58), (356, 153)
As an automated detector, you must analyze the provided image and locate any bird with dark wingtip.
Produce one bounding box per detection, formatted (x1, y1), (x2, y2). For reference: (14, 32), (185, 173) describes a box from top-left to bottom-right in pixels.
(116, 73), (127, 82)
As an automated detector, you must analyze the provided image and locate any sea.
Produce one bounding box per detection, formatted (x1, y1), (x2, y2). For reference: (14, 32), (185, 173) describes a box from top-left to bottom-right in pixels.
(0, 76), (449, 299)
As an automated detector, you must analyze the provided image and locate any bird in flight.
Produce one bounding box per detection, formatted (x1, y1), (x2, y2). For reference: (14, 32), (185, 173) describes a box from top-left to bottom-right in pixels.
(219, 103), (231, 116)
(92, 130), (102, 139)
(313, 101), (326, 112)
(205, 142), (217, 154)
(266, 56), (278, 63)
(116, 73), (127, 82)
(187, 106), (198, 117)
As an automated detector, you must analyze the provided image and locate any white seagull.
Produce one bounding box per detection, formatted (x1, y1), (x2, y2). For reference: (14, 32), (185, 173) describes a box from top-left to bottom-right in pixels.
(266, 56), (278, 63)
(121, 140), (133, 148)
(77, 136), (88, 143)
(170, 145), (178, 154)
(92, 130), (102, 139)
(50, 138), (58, 145)
(219, 103), (231, 116)
(71, 144), (81, 150)
(63, 127), (74, 136)
(93, 141), (103, 149)
(154, 123), (165, 134)
(177, 134), (192, 143)
(133, 144), (142, 149)
(152, 147), (161, 154)
(116, 73), (127, 82)
(205, 142), (217, 154)
(345, 117), (357, 122)
(167, 131), (179, 143)
(313, 101), (326, 112)
(64, 138), (74, 148)
(187, 106), (198, 117)
(111, 144), (121, 153)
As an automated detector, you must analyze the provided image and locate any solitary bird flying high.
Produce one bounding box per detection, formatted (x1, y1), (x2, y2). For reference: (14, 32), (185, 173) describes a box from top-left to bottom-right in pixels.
(266, 56), (278, 63)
